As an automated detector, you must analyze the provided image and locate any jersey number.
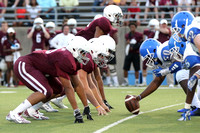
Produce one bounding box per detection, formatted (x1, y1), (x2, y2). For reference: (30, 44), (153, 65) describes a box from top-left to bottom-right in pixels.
(36, 34), (41, 43)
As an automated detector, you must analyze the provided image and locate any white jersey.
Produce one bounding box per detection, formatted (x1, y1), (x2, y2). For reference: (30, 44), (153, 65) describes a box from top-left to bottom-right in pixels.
(50, 33), (75, 49)
(156, 41), (172, 69)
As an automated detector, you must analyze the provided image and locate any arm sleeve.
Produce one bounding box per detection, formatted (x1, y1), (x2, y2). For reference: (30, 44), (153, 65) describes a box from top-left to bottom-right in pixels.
(169, 62), (182, 73)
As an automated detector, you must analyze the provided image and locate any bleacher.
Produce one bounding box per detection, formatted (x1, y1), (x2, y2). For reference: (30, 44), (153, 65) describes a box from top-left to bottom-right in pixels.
(2, 0), (200, 27)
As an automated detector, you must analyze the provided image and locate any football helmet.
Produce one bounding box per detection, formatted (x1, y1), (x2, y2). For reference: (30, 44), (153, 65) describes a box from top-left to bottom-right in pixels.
(7, 27), (15, 33)
(103, 5), (123, 26)
(98, 35), (116, 62)
(67, 18), (77, 27)
(34, 17), (44, 29)
(139, 39), (161, 69)
(88, 38), (109, 68)
(171, 11), (194, 42)
(66, 36), (90, 65)
(45, 22), (55, 33)
(148, 19), (159, 30)
(168, 35), (186, 62)
(195, 16), (200, 23)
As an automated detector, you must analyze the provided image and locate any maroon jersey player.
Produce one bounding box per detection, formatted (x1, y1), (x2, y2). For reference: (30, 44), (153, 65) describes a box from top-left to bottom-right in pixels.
(27, 17), (50, 52)
(6, 36), (91, 124)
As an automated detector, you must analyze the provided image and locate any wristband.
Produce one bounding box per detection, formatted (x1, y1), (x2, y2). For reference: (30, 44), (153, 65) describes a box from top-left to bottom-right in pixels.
(96, 105), (101, 109)
(184, 103), (191, 109)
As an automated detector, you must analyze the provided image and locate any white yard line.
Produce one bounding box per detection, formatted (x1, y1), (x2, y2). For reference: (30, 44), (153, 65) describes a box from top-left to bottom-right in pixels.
(94, 103), (184, 133)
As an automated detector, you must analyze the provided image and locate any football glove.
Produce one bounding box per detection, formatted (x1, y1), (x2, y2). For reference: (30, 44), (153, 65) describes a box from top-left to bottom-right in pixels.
(83, 106), (93, 120)
(153, 68), (170, 77)
(178, 109), (191, 121)
(104, 100), (114, 109)
(188, 75), (198, 91)
(74, 109), (84, 123)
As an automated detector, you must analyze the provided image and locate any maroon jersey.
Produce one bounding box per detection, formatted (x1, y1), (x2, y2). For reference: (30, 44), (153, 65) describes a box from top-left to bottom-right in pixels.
(109, 28), (118, 39)
(18, 48), (82, 80)
(27, 29), (46, 52)
(157, 28), (171, 43)
(0, 31), (7, 57)
(3, 39), (20, 56)
(143, 29), (155, 38)
(82, 54), (97, 74)
(125, 31), (143, 53)
(45, 32), (57, 49)
(76, 17), (111, 40)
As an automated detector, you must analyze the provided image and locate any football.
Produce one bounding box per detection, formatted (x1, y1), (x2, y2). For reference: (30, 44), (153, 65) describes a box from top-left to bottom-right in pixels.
(125, 95), (140, 115)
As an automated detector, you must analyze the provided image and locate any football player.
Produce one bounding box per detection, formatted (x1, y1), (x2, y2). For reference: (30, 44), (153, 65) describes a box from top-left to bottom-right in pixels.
(6, 36), (92, 124)
(27, 17), (50, 52)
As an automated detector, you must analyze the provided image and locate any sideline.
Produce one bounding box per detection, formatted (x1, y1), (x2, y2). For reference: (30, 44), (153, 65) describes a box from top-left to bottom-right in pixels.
(94, 103), (184, 133)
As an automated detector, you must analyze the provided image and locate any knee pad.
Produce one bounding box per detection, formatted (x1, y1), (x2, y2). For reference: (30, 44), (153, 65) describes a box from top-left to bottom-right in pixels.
(176, 69), (189, 83)
(108, 64), (117, 76)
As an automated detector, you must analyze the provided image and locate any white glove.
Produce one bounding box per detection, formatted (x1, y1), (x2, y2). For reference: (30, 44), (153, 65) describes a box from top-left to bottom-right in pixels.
(130, 39), (137, 44)
(159, 68), (170, 76)
(41, 25), (46, 32)
(72, 28), (77, 35)
(31, 25), (36, 32)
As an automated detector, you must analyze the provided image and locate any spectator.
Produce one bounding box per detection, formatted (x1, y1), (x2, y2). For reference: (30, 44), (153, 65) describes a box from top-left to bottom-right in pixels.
(50, 24), (75, 49)
(0, 0), (6, 25)
(92, 0), (104, 12)
(0, 21), (7, 86)
(27, 17), (50, 52)
(159, 0), (178, 19)
(126, 0), (141, 26)
(156, 19), (174, 87)
(37, 0), (57, 19)
(143, 0), (159, 22)
(59, 0), (79, 19)
(193, 0), (199, 16)
(26, 0), (41, 26)
(141, 19), (159, 86)
(67, 18), (82, 35)
(121, 22), (143, 86)
(3, 28), (22, 87)
(13, 0), (27, 27)
(10, 0), (29, 8)
(178, 0), (192, 11)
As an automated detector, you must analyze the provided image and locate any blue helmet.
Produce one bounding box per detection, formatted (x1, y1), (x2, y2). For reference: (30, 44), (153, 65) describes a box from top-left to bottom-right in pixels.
(140, 39), (161, 69)
(171, 11), (194, 42)
(168, 35), (186, 62)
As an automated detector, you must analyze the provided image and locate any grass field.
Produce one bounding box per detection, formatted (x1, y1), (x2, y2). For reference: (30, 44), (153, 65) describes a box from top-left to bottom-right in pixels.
(0, 86), (200, 133)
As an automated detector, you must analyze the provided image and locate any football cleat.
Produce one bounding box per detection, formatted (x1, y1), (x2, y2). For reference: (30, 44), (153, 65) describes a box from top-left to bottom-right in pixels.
(24, 109), (49, 120)
(178, 106), (196, 113)
(40, 102), (59, 112)
(51, 98), (68, 109)
(190, 108), (200, 116)
(6, 111), (31, 124)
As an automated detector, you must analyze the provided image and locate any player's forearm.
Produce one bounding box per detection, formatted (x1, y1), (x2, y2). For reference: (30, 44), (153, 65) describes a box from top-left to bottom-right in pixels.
(64, 86), (78, 110)
(75, 84), (88, 107)
(85, 87), (100, 107)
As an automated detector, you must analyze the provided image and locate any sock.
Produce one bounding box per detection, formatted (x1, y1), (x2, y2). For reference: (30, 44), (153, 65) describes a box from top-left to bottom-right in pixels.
(135, 79), (139, 85)
(112, 76), (119, 86)
(13, 99), (32, 114)
(57, 95), (66, 101)
(106, 76), (111, 85)
(197, 81), (200, 100)
(32, 102), (44, 110)
(143, 77), (146, 84)
(124, 78), (129, 83)
(191, 93), (200, 108)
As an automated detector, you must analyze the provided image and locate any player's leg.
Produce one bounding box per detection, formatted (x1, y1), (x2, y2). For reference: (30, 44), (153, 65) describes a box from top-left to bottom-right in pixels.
(132, 53), (140, 86)
(108, 64), (119, 87)
(6, 60), (53, 123)
(122, 54), (132, 86)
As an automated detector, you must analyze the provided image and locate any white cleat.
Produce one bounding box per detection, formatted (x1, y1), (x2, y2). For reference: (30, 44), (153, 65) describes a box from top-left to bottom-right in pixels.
(6, 111), (31, 124)
(40, 103), (59, 112)
(23, 109), (49, 120)
(51, 99), (68, 109)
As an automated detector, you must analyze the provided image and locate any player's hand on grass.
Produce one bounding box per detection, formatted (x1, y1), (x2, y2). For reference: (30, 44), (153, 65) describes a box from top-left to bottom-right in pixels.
(178, 109), (191, 121)
(74, 109), (84, 123)
(188, 75), (198, 91)
(83, 106), (93, 120)
(101, 104), (110, 113)
(96, 105), (108, 115)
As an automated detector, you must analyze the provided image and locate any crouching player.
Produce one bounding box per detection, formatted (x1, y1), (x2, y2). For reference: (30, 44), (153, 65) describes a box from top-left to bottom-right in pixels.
(6, 36), (93, 124)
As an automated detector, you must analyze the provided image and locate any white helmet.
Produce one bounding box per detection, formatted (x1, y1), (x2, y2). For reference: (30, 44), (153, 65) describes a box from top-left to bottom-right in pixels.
(0, 59), (7, 72)
(67, 18), (77, 27)
(7, 27), (15, 33)
(66, 36), (90, 65)
(94, 14), (103, 20)
(46, 22), (56, 33)
(88, 38), (109, 68)
(103, 5), (123, 26)
(195, 17), (200, 23)
(148, 19), (159, 29)
(98, 35), (116, 61)
(34, 17), (44, 25)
